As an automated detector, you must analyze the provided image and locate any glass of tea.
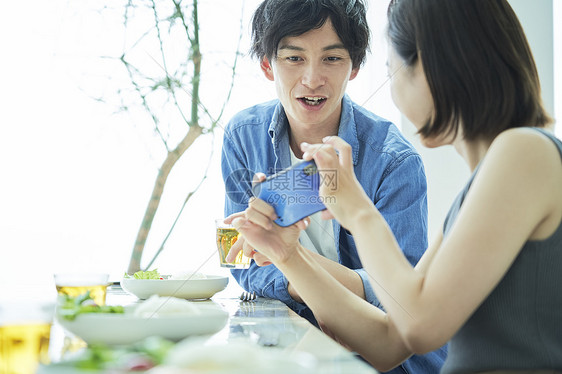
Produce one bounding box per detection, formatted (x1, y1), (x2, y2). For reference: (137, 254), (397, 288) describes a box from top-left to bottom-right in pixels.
(53, 273), (109, 306)
(215, 219), (251, 269)
(0, 301), (54, 374)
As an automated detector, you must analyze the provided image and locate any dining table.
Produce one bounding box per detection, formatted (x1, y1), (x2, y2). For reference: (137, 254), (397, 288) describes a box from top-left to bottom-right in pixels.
(39, 281), (379, 373)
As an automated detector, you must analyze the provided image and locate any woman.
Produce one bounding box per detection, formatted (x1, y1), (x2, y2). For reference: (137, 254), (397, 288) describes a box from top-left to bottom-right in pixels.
(228, 0), (561, 372)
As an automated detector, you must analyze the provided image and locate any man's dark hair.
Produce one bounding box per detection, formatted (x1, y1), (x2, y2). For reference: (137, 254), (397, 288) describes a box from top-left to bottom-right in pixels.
(250, 0), (370, 69)
(387, 0), (552, 141)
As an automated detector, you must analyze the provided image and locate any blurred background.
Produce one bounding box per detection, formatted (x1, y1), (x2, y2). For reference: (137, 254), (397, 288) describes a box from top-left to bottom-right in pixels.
(0, 0), (559, 298)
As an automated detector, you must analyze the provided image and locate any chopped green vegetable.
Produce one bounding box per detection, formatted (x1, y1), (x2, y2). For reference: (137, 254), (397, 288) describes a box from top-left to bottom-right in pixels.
(58, 291), (124, 320)
(124, 269), (163, 280)
(46, 337), (174, 371)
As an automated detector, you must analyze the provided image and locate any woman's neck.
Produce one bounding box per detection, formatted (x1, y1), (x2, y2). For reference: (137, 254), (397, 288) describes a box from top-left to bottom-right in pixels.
(454, 137), (494, 172)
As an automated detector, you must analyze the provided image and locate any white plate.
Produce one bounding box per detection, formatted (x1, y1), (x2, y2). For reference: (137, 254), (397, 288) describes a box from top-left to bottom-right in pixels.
(56, 304), (228, 345)
(121, 275), (228, 300)
(162, 340), (318, 374)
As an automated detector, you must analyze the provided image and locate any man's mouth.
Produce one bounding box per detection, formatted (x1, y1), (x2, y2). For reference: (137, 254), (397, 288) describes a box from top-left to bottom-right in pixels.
(298, 96), (327, 106)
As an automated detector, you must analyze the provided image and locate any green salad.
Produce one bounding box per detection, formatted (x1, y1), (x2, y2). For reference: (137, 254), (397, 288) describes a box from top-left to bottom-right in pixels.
(44, 336), (174, 371)
(58, 292), (124, 321)
(124, 269), (164, 280)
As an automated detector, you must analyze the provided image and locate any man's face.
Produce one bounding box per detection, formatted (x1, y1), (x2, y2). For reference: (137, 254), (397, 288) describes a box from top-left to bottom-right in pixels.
(261, 18), (359, 132)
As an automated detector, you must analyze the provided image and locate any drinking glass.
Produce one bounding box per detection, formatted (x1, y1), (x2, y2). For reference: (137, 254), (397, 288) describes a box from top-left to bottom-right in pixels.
(0, 301), (54, 374)
(215, 219), (251, 269)
(53, 273), (109, 306)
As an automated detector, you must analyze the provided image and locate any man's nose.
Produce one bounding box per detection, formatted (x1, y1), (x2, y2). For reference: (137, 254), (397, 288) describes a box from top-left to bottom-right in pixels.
(301, 63), (326, 89)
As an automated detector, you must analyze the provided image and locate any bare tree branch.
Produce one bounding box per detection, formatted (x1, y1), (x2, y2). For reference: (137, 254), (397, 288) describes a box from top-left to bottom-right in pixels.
(87, 0), (244, 273)
(128, 124), (203, 273)
(124, 0), (243, 273)
(144, 133), (216, 270)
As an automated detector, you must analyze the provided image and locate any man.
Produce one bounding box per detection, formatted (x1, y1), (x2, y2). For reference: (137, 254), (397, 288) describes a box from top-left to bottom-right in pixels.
(221, 0), (446, 372)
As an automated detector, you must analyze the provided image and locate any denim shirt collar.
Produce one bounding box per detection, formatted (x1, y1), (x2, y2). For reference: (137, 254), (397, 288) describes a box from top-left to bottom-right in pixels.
(337, 94), (360, 165)
(267, 104), (291, 172)
(267, 94), (360, 169)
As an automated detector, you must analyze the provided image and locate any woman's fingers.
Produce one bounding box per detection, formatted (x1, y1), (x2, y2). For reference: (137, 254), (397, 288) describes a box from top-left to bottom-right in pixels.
(233, 214), (303, 266)
(300, 136), (353, 170)
(294, 216), (311, 231)
(224, 211), (246, 225)
(320, 209), (335, 220)
(232, 217), (248, 232)
(301, 142), (335, 162)
(225, 233), (245, 263)
(247, 197), (277, 228)
(322, 136), (353, 168)
(242, 239), (257, 258)
(226, 197), (277, 234)
(253, 252), (273, 266)
(225, 234), (264, 264)
(251, 172), (267, 186)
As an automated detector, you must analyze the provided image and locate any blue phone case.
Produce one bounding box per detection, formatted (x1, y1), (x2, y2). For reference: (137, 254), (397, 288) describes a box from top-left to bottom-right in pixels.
(252, 160), (326, 227)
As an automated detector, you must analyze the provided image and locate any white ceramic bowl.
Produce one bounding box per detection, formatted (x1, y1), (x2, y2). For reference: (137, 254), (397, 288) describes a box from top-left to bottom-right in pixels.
(166, 340), (318, 374)
(56, 304), (228, 345)
(121, 275), (229, 300)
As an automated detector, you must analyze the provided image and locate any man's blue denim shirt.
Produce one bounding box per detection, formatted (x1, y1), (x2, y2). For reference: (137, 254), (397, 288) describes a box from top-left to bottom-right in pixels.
(221, 95), (447, 373)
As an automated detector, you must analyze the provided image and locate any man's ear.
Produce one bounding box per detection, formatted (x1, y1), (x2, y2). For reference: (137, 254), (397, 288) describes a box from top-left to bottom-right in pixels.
(349, 67), (360, 81)
(260, 57), (275, 81)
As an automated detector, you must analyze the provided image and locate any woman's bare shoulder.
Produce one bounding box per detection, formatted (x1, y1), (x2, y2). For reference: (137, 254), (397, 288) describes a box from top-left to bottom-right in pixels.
(493, 127), (558, 151)
(487, 127), (560, 170)
(484, 127), (562, 239)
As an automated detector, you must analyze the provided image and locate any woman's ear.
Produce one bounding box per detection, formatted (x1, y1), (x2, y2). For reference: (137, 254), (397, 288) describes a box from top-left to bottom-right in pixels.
(260, 57), (275, 81)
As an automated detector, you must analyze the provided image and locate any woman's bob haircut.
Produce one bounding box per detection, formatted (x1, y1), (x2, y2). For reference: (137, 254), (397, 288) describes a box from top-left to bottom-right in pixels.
(387, 0), (552, 141)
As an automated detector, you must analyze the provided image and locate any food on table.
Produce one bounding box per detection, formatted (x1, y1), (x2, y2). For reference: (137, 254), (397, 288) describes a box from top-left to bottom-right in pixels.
(60, 293), (201, 321)
(43, 336), (175, 371)
(163, 340), (316, 372)
(57, 292), (124, 321)
(169, 270), (207, 280)
(123, 269), (208, 281)
(133, 295), (201, 318)
(120, 273), (228, 300)
(125, 269), (164, 280)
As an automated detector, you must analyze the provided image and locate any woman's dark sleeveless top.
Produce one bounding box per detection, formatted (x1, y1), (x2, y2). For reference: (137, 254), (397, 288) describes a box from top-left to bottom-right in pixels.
(441, 128), (562, 373)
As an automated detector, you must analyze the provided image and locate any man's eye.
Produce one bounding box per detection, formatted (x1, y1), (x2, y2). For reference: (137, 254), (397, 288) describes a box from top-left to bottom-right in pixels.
(325, 57), (342, 62)
(286, 56), (301, 62)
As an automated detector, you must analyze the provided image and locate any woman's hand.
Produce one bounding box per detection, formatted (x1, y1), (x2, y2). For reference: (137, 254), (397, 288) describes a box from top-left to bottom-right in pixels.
(301, 136), (375, 232)
(224, 210), (273, 266)
(231, 196), (309, 266)
(224, 173), (309, 266)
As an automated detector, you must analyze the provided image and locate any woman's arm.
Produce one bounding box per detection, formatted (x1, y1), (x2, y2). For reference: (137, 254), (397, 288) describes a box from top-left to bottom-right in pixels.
(226, 201), (366, 303)
(235, 129), (560, 365)
(287, 251), (365, 303)
(279, 246), (412, 370)
(233, 214), (413, 370)
(309, 130), (560, 353)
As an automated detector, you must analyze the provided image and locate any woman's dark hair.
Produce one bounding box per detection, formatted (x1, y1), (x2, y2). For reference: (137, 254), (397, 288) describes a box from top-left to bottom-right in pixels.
(250, 0), (370, 69)
(387, 0), (552, 141)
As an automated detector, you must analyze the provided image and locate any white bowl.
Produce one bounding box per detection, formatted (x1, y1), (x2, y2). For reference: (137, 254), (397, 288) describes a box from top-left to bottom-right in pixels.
(165, 340), (318, 374)
(56, 304), (228, 345)
(121, 275), (229, 300)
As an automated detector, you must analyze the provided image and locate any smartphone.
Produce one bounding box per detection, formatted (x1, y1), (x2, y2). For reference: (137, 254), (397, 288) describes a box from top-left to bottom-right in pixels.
(252, 160), (326, 227)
